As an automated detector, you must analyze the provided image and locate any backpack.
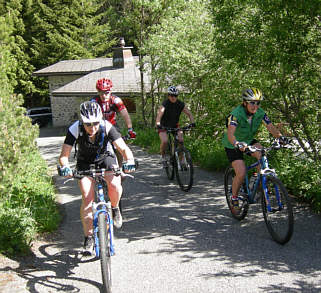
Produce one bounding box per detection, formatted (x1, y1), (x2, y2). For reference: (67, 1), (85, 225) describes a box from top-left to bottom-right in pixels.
(74, 121), (106, 161)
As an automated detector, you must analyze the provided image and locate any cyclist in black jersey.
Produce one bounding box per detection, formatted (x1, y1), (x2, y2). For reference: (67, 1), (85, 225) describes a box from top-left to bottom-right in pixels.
(58, 101), (135, 254)
(155, 86), (195, 164)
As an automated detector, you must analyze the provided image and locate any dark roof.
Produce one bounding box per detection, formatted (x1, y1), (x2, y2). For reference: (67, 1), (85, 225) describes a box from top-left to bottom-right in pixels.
(33, 58), (113, 76)
(53, 61), (150, 96)
(33, 56), (151, 95)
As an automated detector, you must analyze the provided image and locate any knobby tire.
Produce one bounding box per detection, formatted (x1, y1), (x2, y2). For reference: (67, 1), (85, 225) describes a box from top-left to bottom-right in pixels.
(261, 175), (294, 244)
(98, 212), (112, 293)
(175, 147), (193, 192)
(165, 141), (175, 180)
(224, 167), (249, 220)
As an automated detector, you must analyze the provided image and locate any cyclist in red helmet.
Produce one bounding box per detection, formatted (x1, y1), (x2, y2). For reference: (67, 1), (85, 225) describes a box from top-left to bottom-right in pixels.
(92, 78), (136, 139)
(92, 78), (136, 166)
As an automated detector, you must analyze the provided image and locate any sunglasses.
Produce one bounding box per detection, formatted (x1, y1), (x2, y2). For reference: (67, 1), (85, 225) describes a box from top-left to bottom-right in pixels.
(247, 101), (260, 106)
(84, 122), (100, 127)
(98, 90), (110, 96)
(169, 94), (178, 98)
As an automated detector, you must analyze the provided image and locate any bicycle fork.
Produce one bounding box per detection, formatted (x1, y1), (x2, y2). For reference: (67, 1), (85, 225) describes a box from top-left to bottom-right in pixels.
(261, 175), (283, 213)
(93, 186), (115, 257)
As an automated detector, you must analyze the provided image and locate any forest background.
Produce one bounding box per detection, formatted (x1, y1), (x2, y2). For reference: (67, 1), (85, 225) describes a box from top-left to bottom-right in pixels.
(0, 0), (321, 254)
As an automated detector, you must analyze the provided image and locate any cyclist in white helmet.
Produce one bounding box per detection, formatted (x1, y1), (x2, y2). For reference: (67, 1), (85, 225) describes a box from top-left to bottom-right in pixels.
(155, 86), (195, 165)
(58, 101), (136, 255)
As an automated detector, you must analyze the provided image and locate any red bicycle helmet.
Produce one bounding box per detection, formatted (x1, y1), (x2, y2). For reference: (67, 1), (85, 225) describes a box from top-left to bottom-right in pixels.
(96, 78), (113, 91)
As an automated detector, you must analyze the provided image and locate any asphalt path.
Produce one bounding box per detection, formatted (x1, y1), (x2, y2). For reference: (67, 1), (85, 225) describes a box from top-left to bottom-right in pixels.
(1, 127), (321, 293)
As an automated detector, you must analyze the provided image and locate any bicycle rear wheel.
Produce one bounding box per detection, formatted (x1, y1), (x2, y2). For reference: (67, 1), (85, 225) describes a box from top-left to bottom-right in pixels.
(98, 212), (112, 293)
(175, 147), (193, 191)
(165, 143), (175, 180)
(224, 167), (249, 220)
(261, 175), (294, 245)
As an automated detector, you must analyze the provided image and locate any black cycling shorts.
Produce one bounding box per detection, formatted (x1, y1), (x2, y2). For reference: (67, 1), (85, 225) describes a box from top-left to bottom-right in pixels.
(76, 154), (118, 171)
(225, 139), (257, 163)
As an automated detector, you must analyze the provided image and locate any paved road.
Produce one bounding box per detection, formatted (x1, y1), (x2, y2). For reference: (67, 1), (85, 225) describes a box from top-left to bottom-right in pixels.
(1, 127), (321, 293)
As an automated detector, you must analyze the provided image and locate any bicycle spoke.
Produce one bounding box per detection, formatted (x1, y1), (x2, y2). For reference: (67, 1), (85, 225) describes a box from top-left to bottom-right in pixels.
(261, 175), (294, 244)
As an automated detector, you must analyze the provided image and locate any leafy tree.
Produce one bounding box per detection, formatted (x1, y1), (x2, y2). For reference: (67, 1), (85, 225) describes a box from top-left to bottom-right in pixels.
(100, 0), (177, 125)
(211, 0), (321, 161)
(142, 0), (220, 130)
(0, 0), (35, 103)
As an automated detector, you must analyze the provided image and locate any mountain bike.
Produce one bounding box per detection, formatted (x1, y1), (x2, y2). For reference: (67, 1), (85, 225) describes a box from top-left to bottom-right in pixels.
(224, 140), (294, 244)
(59, 166), (133, 293)
(162, 125), (194, 192)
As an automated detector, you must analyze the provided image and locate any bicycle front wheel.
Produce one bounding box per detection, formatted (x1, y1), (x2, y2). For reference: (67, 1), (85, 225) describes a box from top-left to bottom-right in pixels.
(261, 175), (294, 245)
(165, 143), (175, 180)
(98, 212), (112, 293)
(175, 147), (193, 192)
(224, 167), (249, 220)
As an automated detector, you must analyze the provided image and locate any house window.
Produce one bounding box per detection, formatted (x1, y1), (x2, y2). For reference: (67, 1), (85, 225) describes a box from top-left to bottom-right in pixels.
(122, 98), (136, 113)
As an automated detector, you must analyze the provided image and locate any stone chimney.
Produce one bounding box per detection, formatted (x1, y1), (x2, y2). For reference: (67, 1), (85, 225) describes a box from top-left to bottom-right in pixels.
(113, 37), (134, 68)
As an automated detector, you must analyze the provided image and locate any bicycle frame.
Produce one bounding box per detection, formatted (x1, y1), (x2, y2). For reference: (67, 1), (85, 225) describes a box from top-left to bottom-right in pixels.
(167, 132), (179, 163)
(166, 127), (188, 170)
(92, 176), (115, 257)
(243, 149), (282, 212)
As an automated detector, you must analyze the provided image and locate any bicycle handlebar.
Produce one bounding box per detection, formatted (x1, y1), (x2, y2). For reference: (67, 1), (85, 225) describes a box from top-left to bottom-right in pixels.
(242, 139), (291, 155)
(58, 159), (139, 181)
(160, 125), (193, 133)
(73, 167), (122, 179)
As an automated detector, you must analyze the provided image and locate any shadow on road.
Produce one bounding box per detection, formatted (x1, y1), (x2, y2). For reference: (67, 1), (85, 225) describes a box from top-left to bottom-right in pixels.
(3, 126), (319, 292)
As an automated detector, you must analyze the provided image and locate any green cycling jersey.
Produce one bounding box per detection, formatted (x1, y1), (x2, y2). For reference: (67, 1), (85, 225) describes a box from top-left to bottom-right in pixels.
(222, 105), (270, 149)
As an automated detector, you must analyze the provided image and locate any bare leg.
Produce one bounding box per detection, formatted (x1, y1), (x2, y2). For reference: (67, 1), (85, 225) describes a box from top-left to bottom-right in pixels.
(78, 176), (95, 237)
(105, 174), (122, 208)
(159, 131), (168, 156)
(231, 159), (246, 198)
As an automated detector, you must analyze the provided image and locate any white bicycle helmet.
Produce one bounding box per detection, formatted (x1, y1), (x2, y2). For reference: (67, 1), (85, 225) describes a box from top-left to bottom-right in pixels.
(80, 101), (102, 123)
(168, 86), (179, 96)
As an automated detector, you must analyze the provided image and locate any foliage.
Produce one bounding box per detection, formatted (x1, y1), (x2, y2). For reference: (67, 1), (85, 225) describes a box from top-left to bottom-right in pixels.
(0, 10), (60, 255)
(132, 126), (160, 154)
(9, 152), (61, 232)
(0, 0), (115, 107)
(0, 204), (36, 256)
(210, 0), (321, 161)
(270, 150), (321, 212)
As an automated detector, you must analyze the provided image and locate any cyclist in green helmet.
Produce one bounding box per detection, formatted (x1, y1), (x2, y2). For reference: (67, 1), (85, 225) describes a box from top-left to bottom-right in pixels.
(222, 88), (289, 214)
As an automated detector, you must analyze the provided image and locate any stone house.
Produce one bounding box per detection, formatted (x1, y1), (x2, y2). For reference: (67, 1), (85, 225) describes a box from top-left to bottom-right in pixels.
(33, 40), (150, 127)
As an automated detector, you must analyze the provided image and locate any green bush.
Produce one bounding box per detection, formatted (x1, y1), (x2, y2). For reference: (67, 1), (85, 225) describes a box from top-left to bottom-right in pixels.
(0, 95), (60, 256)
(186, 136), (229, 171)
(133, 125), (229, 171)
(132, 126), (160, 154)
(9, 151), (61, 232)
(0, 204), (36, 255)
(270, 150), (321, 212)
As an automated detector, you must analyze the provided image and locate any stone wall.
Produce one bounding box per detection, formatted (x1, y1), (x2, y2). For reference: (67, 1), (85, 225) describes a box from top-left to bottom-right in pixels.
(48, 75), (138, 127)
(51, 95), (87, 126)
(49, 75), (87, 126)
